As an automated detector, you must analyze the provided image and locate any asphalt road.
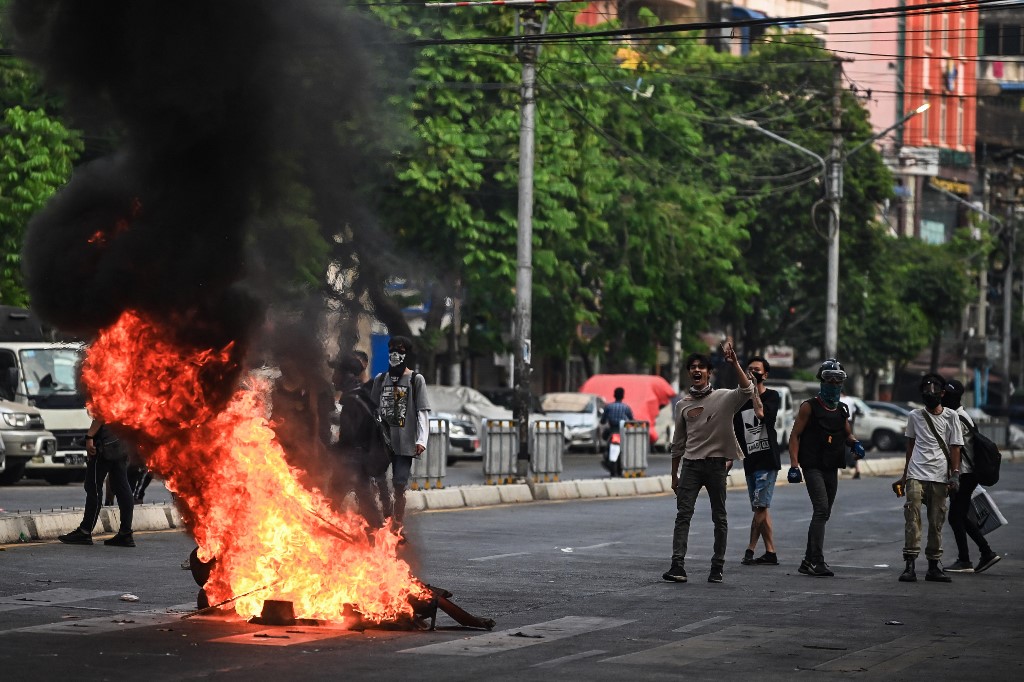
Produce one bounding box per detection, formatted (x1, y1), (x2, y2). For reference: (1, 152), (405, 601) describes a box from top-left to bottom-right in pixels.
(1, 464), (1021, 680)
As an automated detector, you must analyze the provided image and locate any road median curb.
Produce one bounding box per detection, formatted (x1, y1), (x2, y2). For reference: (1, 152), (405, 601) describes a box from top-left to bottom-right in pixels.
(6, 453), (1017, 544)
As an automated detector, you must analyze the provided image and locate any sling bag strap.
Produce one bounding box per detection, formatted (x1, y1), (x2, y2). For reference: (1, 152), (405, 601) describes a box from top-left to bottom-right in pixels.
(921, 409), (952, 476)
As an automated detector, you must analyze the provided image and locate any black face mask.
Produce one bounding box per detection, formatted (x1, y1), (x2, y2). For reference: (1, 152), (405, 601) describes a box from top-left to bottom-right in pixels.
(750, 371), (764, 384)
(922, 394), (942, 409)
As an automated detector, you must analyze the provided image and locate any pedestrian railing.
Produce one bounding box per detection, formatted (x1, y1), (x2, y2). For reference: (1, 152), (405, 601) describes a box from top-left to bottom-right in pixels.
(620, 420), (649, 478)
(530, 419), (564, 482)
(410, 419), (448, 490)
(483, 419), (518, 484)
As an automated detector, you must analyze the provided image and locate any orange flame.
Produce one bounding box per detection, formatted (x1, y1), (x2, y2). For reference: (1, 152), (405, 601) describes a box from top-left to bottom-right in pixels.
(81, 311), (426, 622)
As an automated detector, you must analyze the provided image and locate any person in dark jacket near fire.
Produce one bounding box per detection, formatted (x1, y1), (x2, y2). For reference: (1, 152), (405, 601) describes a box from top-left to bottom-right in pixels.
(331, 353), (388, 529)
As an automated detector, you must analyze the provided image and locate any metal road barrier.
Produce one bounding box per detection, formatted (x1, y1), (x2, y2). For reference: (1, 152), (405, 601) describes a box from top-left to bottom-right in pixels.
(620, 420), (650, 478)
(483, 419), (518, 484)
(410, 419), (449, 490)
(530, 419), (564, 482)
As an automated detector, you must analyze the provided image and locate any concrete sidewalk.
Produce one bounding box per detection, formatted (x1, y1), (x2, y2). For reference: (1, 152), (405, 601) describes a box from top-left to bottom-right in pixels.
(3, 453), (1012, 544)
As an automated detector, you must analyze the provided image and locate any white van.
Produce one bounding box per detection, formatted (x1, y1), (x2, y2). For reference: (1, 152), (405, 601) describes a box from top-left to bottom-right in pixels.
(1, 307), (90, 485)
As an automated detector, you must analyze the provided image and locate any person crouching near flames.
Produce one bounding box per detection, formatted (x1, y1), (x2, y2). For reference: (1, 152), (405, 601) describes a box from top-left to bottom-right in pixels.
(330, 353), (388, 530)
(663, 340), (754, 585)
(370, 336), (430, 535)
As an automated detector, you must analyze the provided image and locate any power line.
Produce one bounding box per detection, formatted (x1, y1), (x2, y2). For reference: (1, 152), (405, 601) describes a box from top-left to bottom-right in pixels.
(408, 0), (1019, 47)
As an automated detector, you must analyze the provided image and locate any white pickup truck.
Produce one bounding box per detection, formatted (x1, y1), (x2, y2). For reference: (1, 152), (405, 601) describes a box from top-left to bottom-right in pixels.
(0, 399), (58, 485)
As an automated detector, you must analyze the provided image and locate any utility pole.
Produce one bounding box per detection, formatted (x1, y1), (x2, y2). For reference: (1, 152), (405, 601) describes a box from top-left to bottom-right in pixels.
(426, 0), (562, 470)
(1001, 202), (1014, 447)
(513, 7), (545, 472)
(825, 56), (843, 361)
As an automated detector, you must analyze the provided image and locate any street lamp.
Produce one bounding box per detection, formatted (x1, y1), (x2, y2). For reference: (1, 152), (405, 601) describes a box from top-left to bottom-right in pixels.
(730, 116), (826, 179)
(733, 101), (930, 359)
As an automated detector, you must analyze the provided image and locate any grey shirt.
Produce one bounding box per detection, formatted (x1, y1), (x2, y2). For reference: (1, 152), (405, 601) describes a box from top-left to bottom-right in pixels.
(672, 384), (755, 461)
(370, 371), (430, 458)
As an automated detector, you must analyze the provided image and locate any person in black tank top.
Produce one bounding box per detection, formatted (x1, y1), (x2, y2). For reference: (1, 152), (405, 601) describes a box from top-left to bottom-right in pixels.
(787, 359), (862, 577)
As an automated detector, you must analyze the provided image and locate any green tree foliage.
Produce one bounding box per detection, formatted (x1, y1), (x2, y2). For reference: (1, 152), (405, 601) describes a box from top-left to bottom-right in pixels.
(0, 4), (82, 306)
(372, 7), (754, 371)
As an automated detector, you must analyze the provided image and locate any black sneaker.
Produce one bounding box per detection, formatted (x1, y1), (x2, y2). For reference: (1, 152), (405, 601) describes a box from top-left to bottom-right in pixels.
(754, 552), (779, 565)
(708, 568), (724, 583)
(975, 553), (1002, 574)
(662, 563), (687, 583)
(945, 559), (974, 573)
(58, 529), (93, 545)
(807, 562), (834, 577)
(798, 559), (812, 575)
(104, 533), (136, 547)
(741, 549), (755, 565)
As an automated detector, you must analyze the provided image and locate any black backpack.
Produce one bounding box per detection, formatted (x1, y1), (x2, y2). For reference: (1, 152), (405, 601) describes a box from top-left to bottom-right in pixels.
(959, 417), (1001, 487)
(343, 391), (395, 477)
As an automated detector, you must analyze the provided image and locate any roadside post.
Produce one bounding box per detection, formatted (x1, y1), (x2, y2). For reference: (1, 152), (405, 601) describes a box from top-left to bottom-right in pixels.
(410, 418), (449, 490)
(529, 419), (564, 482)
(483, 419), (518, 484)
(620, 420), (649, 478)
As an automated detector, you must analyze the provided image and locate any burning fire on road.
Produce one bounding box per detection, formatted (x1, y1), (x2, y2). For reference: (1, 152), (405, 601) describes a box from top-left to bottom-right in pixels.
(83, 311), (427, 625)
(11, 1), (493, 631)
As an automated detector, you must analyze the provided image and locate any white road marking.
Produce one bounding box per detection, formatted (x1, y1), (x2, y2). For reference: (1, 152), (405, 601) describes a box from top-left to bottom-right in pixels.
(468, 552), (532, 562)
(673, 615), (732, 632)
(398, 616), (634, 657)
(0, 588), (123, 613)
(573, 542), (620, 551)
(532, 649), (607, 667)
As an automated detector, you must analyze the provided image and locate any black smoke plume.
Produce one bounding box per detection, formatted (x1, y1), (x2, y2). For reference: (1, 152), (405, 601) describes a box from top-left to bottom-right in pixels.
(13, 0), (398, 348)
(11, 0), (408, 483)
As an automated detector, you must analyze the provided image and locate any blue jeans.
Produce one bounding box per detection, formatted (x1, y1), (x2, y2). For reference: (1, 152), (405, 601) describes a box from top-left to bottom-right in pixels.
(803, 467), (838, 564)
(671, 458), (729, 569)
(745, 469), (778, 510)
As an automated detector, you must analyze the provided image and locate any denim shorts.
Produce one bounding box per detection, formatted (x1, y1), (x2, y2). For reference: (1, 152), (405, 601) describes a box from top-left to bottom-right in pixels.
(745, 469), (778, 510)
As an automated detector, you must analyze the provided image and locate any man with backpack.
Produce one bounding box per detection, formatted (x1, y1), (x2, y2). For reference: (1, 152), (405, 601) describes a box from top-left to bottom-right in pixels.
(942, 379), (1001, 574)
(370, 335), (430, 535)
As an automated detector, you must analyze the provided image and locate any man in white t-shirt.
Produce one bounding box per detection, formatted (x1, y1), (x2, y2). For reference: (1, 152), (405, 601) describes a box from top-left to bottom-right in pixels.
(895, 373), (963, 583)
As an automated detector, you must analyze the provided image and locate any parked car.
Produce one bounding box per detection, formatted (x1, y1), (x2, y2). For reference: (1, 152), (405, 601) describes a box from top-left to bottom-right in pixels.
(424, 386), (490, 463)
(430, 411), (480, 464)
(540, 392), (606, 453)
(0, 399), (58, 485)
(841, 396), (908, 451)
(865, 400), (920, 420)
(425, 385), (567, 459)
